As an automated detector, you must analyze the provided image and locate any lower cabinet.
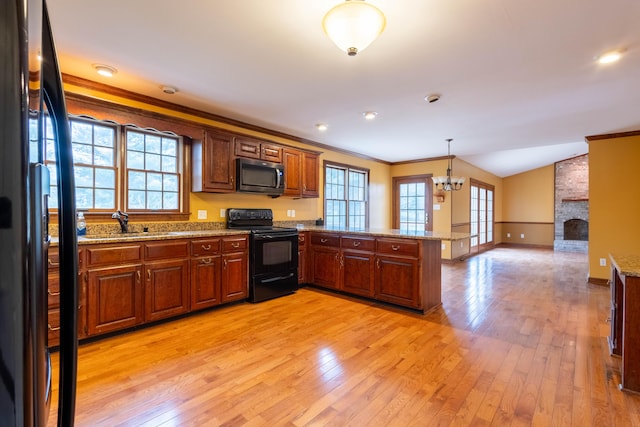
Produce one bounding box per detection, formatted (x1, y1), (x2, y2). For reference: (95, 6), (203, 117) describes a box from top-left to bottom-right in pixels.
(145, 258), (190, 322)
(87, 264), (143, 335)
(221, 237), (249, 302)
(191, 255), (222, 310)
(309, 232), (441, 311)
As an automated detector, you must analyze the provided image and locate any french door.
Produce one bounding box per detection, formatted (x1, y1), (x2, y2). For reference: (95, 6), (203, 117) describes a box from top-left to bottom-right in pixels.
(470, 179), (494, 251)
(392, 175), (433, 232)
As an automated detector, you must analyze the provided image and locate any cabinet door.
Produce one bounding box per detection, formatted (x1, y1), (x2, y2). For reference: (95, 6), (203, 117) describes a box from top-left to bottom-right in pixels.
(195, 129), (235, 192)
(311, 246), (340, 289)
(297, 233), (307, 284)
(191, 256), (222, 310)
(283, 148), (302, 197)
(87, 265), (143, 336)
(375, 255), (420, 308)
(342, 250), (375, 297)
(301, 152), (319, 198)
(145, 259), (190, 322)
(222, 252), (248, 302)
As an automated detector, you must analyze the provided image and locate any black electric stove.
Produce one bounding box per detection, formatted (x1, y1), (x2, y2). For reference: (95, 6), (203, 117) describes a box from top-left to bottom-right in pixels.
(227, 209), (298, 302)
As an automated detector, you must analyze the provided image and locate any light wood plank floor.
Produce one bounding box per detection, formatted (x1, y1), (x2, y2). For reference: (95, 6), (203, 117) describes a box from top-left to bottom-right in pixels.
(47, 247), (640, 426)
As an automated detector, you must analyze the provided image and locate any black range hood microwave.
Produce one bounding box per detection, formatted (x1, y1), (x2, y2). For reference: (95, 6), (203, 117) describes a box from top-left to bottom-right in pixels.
(236, 158), (285, 197)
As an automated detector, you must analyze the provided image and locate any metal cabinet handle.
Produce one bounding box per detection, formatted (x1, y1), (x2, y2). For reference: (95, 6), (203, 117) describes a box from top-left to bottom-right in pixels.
(303, 184), (307, 191)
(340, 255), (344, 267)
(202, 244), (211, 251)
(147, 270), (151, 281)
(48, 289), (61, 297)
(321, 238), (328, 243)
(231, 242), (240, 248)
(136, 271), (141, 282)
(48, 258), (59, 267)
(391, 245), (400, 251)
(223, 259), (228, 269)
(48, 324), (60, 332)
(353, 241), (361, 247)
(200, 257), (212, 265)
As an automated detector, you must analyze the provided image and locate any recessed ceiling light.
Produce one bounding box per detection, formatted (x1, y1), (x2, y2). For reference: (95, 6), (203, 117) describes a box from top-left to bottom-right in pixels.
(425, 94), (441, 103)
(162, 86), (178, 95)
(597, 49), (624, 64)
(316, 123), (328, 131)
(93, 64), (117, 77)
(363, 111), (378, 120)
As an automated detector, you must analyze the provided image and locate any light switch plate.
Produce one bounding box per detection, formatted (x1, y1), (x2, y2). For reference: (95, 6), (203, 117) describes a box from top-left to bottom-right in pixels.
(197, 210), (207, 220)
(220, 209), (226, 218)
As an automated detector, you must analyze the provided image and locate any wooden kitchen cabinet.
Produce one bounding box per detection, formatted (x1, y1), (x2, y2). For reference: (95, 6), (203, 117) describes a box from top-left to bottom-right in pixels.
(190, 238), (222, 310)
(310, 233), (341, 289)
(609, 255), (640, 393)
(221, 236), (248, 302)
(297, 232), (308, 284)
(235, 136), (283, 163)
(301, 151), (319, 198)
(47, 247), (86, 348)
(145, 258), (190, 322)
(375, 238), (420, 307)
(192, 128), (236, 193)
(341, 236), (375, 298)
(283, 148), (302, 197)
(87, 264), (143, 335)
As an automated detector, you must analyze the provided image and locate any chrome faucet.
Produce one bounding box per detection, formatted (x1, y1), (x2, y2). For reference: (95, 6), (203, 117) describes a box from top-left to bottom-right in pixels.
(112, 210), (129, 233)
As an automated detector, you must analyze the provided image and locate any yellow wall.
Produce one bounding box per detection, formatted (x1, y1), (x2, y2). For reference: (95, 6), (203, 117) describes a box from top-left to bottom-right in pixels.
(501, 165), (555, 246)
(588, 134), (640, 280)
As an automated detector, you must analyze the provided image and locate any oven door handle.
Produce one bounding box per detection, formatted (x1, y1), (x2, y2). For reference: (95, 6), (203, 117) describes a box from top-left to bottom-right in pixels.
(253, 231), (299, 240)
(260, 272), (295, 284)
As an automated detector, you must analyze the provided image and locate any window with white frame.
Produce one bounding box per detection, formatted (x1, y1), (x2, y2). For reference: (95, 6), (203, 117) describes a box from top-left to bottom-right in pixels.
(324, 162), (369, 229)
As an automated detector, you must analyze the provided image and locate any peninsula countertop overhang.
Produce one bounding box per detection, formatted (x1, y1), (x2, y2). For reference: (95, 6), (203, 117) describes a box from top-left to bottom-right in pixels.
(295, 225), (472, 241)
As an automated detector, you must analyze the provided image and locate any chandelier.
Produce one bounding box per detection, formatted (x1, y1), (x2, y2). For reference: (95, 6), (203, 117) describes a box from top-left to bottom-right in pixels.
(433, 139), (465, 191)
(322, 0), (386, 56)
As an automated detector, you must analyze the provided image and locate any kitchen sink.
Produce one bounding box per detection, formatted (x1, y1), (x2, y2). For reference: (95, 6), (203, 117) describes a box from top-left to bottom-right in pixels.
(81, 231), (179, 239)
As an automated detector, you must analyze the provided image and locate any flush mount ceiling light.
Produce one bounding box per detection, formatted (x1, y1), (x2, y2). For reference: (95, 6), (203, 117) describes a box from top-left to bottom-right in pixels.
(363, 111), (378, 120)
(93, 64), (117, 77)
(433, 139), (465, 192)
(597, 49), (624, 64)
(322, 0), (386, 56)
(316, 123), (328, 131)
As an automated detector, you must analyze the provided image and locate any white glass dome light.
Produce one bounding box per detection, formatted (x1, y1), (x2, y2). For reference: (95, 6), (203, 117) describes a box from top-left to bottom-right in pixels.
(322, 1), (386, 56)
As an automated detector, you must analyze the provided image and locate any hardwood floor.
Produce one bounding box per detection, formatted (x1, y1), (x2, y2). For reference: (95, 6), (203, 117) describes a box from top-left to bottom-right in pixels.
(47, 247), (640, 426)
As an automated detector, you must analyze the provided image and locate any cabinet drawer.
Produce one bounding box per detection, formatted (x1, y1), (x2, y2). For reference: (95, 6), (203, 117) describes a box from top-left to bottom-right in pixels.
(48, 275), (60, 309)
(86, 244), (142, 267)
(48, 249), (60, 272)
(376, 238), (419, 257)
(341, 236), (375, 252)
(191, 239), (221, 257)
(48, 308), (60, 346)
(311, 233), (340, 247)
(222, 236), (247, 252)
(145, 240), (189, 260)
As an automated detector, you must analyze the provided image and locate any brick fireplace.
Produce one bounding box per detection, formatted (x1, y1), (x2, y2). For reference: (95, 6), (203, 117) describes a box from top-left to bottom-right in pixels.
(554, 154), (588, 253)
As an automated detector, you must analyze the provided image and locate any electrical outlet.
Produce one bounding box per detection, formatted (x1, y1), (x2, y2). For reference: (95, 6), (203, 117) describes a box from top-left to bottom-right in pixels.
(507, 233), (511, 238)
(520, 234), (525, 239)
(287, 209), (292, 217)
(219, 209), (226, 218)
(291, 209), (295, 217)
(197, 210), (207, 220)
(460, 241), (464, 248)
(600, 258), (607, 267)
(441, 243), (446, 250)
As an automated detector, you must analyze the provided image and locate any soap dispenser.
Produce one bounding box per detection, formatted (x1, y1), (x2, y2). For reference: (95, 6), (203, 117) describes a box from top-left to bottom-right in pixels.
(77, 211), (86, 236)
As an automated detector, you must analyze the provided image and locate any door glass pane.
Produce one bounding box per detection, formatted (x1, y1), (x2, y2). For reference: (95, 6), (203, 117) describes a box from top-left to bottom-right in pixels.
(398, 182), (426, 232)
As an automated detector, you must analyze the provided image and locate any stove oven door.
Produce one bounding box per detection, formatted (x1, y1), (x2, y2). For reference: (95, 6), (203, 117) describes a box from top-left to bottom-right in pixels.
(250, 231), (299, 302)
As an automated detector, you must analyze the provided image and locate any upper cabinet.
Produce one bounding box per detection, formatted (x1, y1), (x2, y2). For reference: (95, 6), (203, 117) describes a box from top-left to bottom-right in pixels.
(193, 128), (320, 198)
(192, 129), (236, 193)
(235, 136), (283, 163)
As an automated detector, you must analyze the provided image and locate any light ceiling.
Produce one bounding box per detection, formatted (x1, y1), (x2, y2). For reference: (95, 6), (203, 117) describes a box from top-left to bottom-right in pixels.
(47, 0), (640, 177)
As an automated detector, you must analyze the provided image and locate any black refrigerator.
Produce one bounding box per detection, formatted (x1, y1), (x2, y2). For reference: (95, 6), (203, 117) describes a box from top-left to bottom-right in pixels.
(1, 0), (79, 425)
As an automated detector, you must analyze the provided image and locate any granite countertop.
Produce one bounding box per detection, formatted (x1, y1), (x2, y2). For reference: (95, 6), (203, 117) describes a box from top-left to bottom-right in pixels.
(50, 229), (250, 246)
(609, 253), (640, 278)
(296, 225), (471, 241)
